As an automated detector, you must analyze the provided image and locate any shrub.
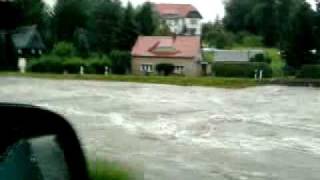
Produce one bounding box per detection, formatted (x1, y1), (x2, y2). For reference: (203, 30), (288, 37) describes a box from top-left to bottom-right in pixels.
(27, 55), (63, 73)
(297, 65), (320, 79)
(86, 56), (111, 74)
(156, 63), (175, 76)
(242, 35), (263, 47)
(212, 62), (272, 78)
(250, 53), (272, 64)
(52, 42), (75, 58)
(109, 50), (131, 74)
(62, 57), (86, 74)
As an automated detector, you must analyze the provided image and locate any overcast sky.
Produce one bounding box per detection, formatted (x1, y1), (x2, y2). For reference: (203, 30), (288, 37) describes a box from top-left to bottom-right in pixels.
(44, 0), (316, 22)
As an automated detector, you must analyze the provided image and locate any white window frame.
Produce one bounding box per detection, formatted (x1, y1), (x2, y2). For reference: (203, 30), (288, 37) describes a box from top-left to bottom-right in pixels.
(140, 64), (153, 73)
(174, 66), (184, 74)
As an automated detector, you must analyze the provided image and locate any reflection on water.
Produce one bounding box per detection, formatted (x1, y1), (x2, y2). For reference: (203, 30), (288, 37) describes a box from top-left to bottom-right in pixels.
(0, 136), (69, 180)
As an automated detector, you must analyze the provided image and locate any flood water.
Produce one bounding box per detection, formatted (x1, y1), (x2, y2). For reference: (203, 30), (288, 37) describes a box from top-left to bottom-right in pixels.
(1, 77), (320, 180)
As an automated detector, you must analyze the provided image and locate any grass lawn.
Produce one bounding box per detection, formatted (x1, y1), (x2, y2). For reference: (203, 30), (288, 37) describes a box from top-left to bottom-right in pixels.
(89, 160), (138, 180)
(0, 72), (260, 89)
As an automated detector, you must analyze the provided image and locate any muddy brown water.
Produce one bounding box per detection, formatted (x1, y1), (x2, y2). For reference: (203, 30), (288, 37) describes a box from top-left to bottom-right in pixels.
(1, 77), (320, 180)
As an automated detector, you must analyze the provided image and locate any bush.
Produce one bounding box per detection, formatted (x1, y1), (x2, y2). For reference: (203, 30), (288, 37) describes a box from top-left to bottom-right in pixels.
(156, 63), (175, 76)
(212, 62), (272, 78)
(297, 65), (320, 79)
(86, 56), (111, 74)
(242, 35), (263, 47)
(62, 57), (86, 74)
(52, 42), (75, 58)
(250, 53), (272, 64)
(27, 55), (63, 73)
(109, 50), (131, 74)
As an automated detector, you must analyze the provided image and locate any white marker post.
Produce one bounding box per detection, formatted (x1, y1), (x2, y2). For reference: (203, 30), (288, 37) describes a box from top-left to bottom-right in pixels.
(259, 70), (263, 81)
(18, 58), (26, 73)
(254, 69), (258, 80)
(80, 66), (84, 75)
(105, 66), (109, 76)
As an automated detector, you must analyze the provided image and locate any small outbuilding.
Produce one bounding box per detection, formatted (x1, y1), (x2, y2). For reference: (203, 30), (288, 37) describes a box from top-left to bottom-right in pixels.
(12, 25), (46, 58)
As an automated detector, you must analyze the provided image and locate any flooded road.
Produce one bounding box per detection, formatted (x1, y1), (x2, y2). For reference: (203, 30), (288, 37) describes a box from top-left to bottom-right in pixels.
(1, 77), (320, 180)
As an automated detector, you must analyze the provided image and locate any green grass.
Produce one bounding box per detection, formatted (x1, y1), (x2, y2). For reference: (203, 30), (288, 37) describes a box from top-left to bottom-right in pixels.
(89, 160), (137, 180)
(0, 72), (259, 89)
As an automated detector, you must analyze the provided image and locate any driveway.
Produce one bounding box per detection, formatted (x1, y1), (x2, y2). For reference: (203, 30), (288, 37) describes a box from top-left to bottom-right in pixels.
(1, 77), (320, 180)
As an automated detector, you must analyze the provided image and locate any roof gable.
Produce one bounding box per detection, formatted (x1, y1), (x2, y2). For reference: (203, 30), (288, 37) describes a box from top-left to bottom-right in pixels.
(12, 25), (46, 50)
(154, 3), (202, 19)
(132, 36), (201, 58)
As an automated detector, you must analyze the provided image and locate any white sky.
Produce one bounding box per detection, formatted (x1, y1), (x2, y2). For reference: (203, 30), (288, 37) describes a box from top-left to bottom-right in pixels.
(44, 0), (316, 22)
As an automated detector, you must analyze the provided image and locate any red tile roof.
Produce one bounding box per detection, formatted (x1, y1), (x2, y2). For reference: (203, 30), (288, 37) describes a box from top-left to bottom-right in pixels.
(154, 3), (198, 18)
(131, 36), (201, 58)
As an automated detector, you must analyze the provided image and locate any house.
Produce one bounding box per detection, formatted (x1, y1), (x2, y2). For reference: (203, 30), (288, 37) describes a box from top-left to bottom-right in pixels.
(11, 25), (46, 58)
(212, 49), (265, 63)
(131, 36), (210, 77)
(153, 3), (203, 36)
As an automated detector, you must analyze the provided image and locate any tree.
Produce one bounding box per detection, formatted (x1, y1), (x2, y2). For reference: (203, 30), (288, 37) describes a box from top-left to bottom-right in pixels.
(14, 0), (45, 26)
(91, 0), (122, 53)
(73, 28), (90, 58)
(223, 0), (304, 47)
(201, 19), (234, 49)
(136, 2), (157, 35)
(53, 0), (88, 42)
(282, 2), (316, 70)
(118, 2), (139, 51)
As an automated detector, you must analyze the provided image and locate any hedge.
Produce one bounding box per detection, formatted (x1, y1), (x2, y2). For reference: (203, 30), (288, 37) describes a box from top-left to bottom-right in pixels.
(212, 62), (272, 78)
(27, 55), (64, 73)
(62, 57), (86, 74)
(28, 56), (112, 74)
(250, 53), (272, 64)
(297, 65), (320, 79)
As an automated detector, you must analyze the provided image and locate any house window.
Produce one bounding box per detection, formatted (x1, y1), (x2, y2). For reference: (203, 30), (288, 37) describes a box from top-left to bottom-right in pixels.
(38, 50), (42, 55)
(190, 19), (198, 25)
(174, 66), (184, 74)
(140, 64), (153, 73)
(17, 49), (22, 55)
(31, 49), (36, 54)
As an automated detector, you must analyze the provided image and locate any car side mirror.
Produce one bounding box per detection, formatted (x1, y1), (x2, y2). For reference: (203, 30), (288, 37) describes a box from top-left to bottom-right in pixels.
(0, 104), (89, 180)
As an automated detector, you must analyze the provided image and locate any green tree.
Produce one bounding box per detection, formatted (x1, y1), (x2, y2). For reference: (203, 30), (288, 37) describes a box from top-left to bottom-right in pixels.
(118, 2), (139, 51)
(53, 0), (88, 42)
(202, 19), (234, 49)
(282, 2), (316, 70)
(91, 0), (122, 53)
(136, 2), (157, 35)
(73, 28), (90, 58)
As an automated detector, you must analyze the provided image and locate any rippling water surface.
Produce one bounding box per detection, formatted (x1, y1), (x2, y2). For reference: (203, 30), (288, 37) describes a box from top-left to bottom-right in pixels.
(1, 77), (320, 180)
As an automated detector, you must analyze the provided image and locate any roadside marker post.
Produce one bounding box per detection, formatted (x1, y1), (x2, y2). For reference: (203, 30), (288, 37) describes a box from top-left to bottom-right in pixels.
(105, 66), (109, 76)
(18, 58), (26, 74)
(259, 70), (263, 81)
(80, 66), (84, 75)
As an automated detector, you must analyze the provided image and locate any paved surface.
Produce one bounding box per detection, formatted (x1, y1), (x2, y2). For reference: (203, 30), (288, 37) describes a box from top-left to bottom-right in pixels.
(1, 77), (320, 180)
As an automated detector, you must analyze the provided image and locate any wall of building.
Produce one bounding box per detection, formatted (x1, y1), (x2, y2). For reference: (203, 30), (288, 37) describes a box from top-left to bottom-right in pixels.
(164, 18), (184, 34)
(184, 18), (202, 35)
(163, 17), (202, 35)
(132, 57), (203, 77)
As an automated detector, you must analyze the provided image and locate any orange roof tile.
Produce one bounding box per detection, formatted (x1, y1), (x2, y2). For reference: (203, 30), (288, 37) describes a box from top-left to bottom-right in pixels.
(131, 36), (201, 58)
(154, 3), (199, 18)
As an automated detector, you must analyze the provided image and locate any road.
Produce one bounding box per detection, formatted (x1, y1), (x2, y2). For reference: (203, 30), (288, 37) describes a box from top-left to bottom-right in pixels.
(1, 77), (320, 180)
